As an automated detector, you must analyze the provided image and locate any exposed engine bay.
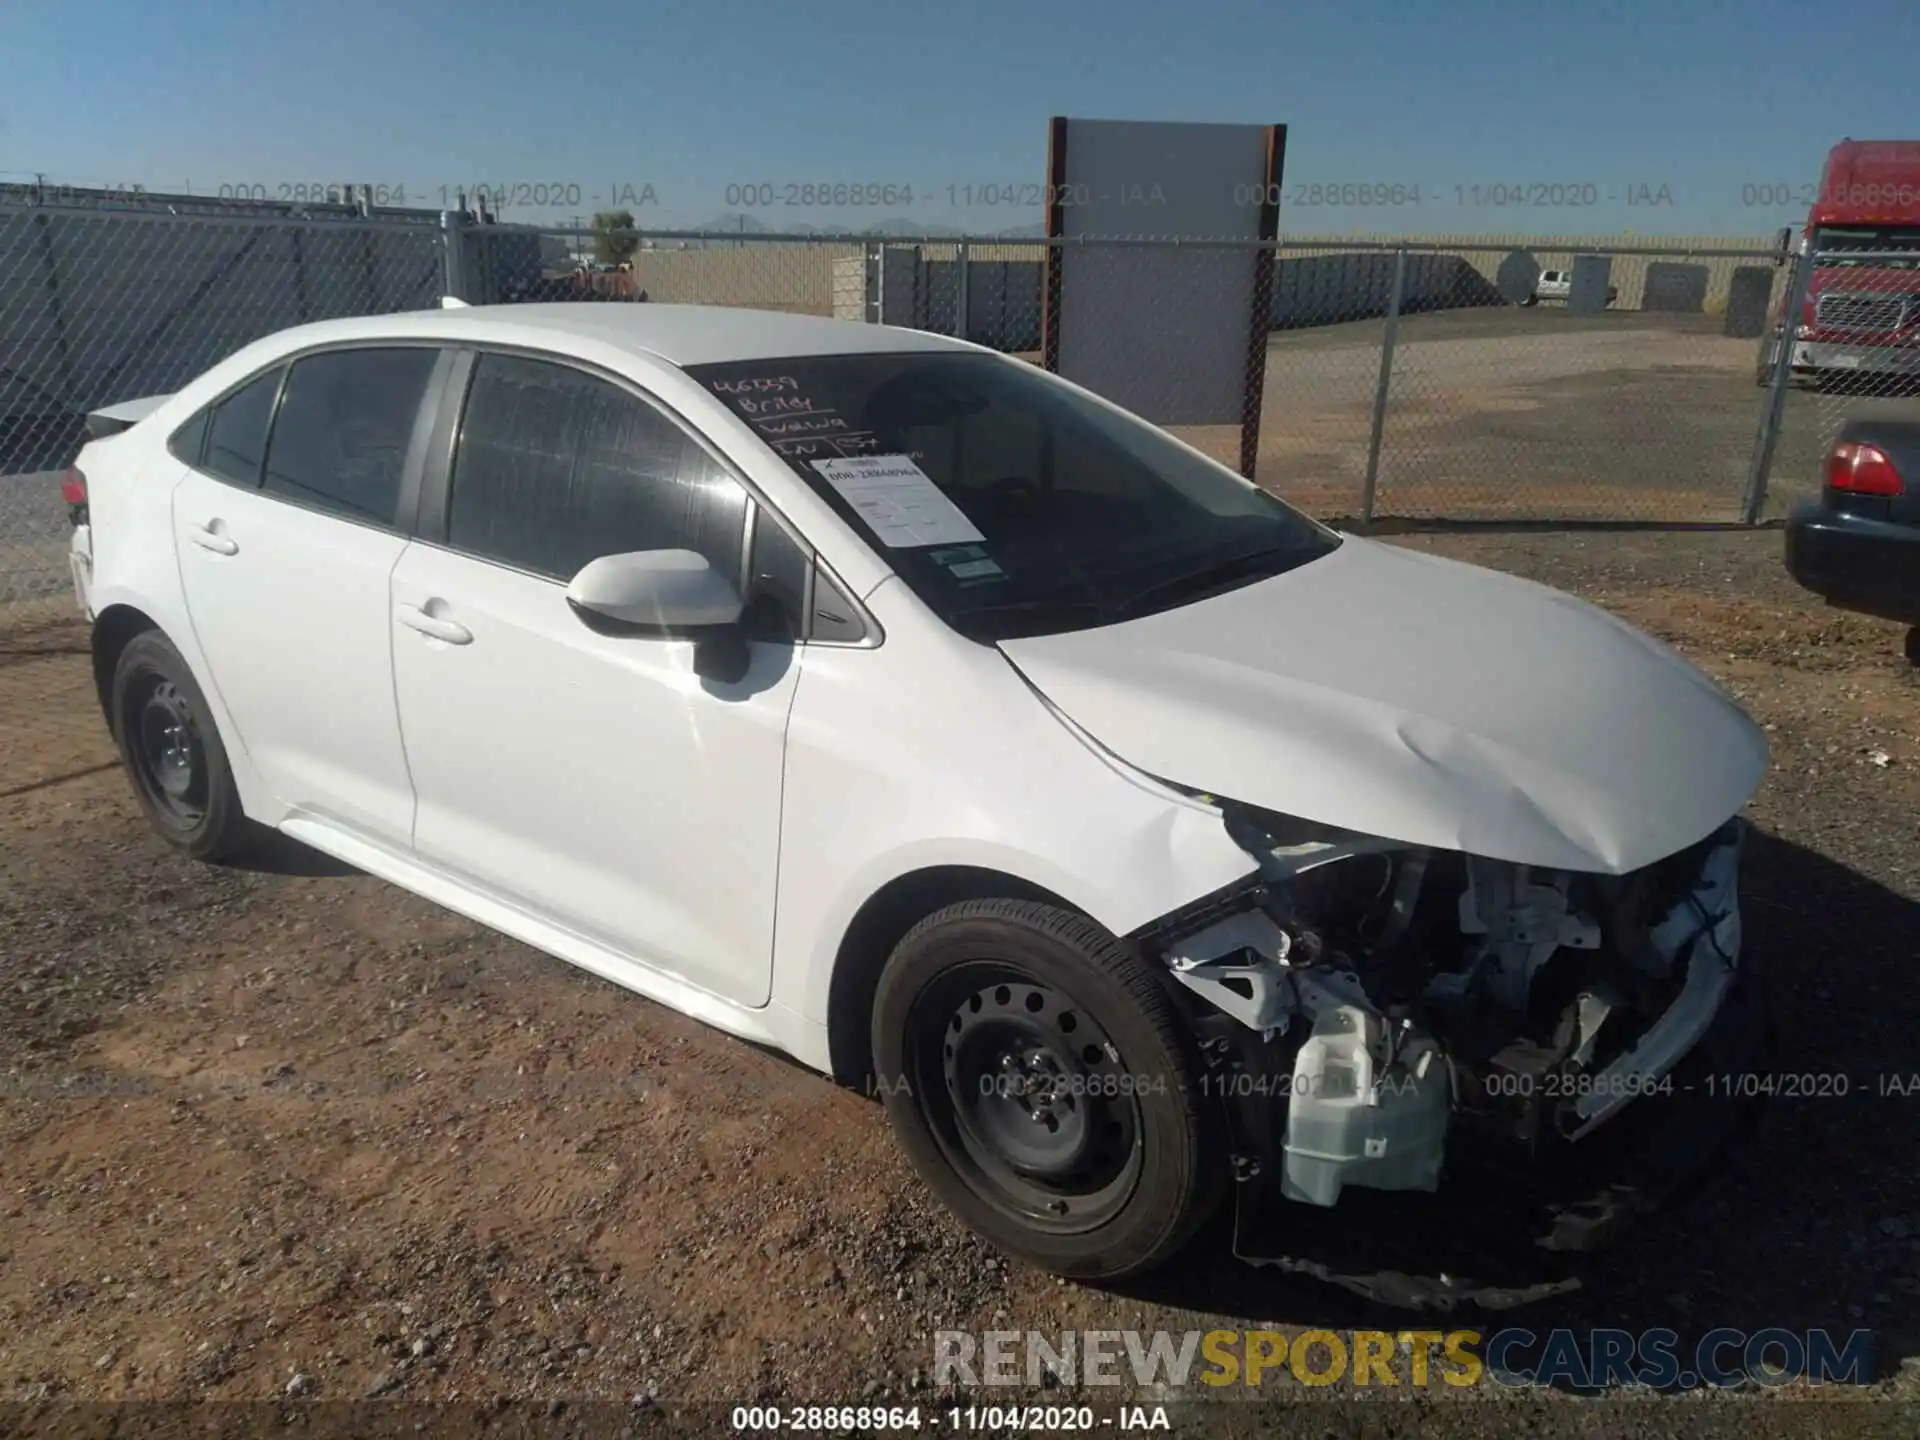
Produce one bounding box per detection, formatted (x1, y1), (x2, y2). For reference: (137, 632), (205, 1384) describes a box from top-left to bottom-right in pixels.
(1151, 802), (1746, 1215)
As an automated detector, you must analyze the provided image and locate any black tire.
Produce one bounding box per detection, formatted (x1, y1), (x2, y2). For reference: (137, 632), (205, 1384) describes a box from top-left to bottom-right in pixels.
(109, 630), (254, 861)
(872, 898), (1223, 1281)
(1905, 626), (1920, 667)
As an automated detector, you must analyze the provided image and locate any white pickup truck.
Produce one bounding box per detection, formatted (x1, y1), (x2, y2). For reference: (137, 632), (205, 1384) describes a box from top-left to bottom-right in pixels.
(1522, 269), (1619, 307)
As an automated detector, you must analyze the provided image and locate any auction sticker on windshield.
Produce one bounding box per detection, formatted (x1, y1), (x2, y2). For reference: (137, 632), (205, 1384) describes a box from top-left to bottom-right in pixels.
(811, 455), (986, 548)
(928, 544), (1006, 584)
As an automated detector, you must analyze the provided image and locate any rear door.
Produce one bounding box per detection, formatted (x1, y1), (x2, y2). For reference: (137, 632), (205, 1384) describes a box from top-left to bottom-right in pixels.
(172, 345), (449, 844)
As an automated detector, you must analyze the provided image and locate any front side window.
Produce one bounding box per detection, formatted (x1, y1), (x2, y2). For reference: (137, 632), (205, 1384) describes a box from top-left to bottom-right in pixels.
(200, 367), (284, 487)
(448, 354), (748, 584)
(262, 348), (438, 525)
(687, 351), (1338, 641)
(744, 511), (812, 640)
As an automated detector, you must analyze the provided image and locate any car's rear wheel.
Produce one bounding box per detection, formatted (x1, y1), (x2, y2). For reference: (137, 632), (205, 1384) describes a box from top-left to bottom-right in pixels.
(110, 631), (253, 861)
(1905, 626), (1920, 667)
(872, 899), (1222, 1280)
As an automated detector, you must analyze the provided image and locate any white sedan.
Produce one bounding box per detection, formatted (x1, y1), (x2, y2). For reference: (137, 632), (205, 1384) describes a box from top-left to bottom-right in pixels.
(64, 303), (1767, 1285)
(1522, 268), (1619, 306)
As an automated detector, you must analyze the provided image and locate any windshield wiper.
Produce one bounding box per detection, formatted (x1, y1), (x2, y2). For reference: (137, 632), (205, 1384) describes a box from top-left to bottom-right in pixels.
(1106, 545), (1304, 617)
(950, 545), (1310, 635)
(946, 594), (1121, 640)
(949, 595), (1114, 622)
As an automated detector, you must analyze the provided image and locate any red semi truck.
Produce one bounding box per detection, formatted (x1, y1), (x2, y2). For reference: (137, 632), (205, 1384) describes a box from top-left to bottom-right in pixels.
(1760, 139), (1920, 391)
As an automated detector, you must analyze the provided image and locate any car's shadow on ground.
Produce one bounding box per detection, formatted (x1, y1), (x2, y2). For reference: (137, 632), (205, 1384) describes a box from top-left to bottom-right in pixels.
(223, 829), (364, 878)
(1100, 826), (1920, 1380)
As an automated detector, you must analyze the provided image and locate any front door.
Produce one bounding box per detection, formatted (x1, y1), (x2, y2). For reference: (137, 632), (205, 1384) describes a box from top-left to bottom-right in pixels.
(389, 352), (799, 1007)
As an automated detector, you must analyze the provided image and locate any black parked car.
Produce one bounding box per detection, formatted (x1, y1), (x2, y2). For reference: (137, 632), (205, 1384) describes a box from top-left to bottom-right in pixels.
(1784, 418), (1920, 665)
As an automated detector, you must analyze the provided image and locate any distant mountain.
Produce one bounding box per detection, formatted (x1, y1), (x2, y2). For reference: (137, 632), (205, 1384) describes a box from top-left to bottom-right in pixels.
(681, 213), (776, 236)
(853, 217), (960, 237)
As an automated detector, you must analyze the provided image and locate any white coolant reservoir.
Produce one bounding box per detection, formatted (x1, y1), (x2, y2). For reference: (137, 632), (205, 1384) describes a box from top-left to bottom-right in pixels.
(1281, 1002), (1451, 1207)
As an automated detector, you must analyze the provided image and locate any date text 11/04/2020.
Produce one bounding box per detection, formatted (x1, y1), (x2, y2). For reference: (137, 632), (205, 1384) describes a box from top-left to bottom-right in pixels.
(710, 181), (1677, 211)
(868, 1069), (1920, 1102)
(730, 1406), (1172, 1432)
(718, 183), (1168, 210)
(5, 177), (1700, 213)
(1233, 181), (1675, 207)
(207, 182), (662, 209)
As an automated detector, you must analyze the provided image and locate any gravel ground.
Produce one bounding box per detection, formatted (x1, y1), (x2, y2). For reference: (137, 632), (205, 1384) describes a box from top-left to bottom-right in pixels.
(1, 527), (1917, 1436)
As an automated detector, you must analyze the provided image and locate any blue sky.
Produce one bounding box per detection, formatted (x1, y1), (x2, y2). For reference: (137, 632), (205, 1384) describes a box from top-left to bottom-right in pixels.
(2, 0), (1915, 236)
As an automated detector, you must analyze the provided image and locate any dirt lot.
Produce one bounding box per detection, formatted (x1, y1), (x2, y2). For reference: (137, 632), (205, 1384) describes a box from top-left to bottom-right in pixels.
(1, 528), (1918, 1435)
(1239, 307), (1920, 524)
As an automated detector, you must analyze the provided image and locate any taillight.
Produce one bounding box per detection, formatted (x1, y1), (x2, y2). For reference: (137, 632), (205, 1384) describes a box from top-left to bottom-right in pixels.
(1825, 441), (1906, 497)
(59, 467), (88, 506)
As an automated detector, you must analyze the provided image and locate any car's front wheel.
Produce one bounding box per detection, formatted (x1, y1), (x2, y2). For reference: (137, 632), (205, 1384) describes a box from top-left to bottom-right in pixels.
(109, 630), (254, 861)
(872, 899), (1223, 1280)
(1905, 626), (1920, 668)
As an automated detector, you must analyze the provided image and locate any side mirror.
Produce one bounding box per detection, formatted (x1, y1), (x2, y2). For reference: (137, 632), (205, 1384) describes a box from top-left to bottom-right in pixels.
(565, 549), (743, 632)
(567, 549), (752, 683)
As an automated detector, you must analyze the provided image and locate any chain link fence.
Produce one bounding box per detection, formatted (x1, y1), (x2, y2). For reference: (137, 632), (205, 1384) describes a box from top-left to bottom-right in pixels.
(473, 227), (1800, 525)
(2, 196), (1867, 652)
(1751, 238), (1920, 518)
(1353, 242), (1791, 522)
(2, 199), (446, 641)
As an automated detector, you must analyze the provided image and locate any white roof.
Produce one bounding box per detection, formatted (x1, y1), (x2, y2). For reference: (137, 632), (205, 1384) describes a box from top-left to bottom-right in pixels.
(266, 303), (973, 369)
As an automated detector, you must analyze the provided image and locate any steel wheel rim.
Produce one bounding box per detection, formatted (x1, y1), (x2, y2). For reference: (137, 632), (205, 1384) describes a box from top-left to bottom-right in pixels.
(910, 961), (1143, 1235)
(128, 676), (207, 827)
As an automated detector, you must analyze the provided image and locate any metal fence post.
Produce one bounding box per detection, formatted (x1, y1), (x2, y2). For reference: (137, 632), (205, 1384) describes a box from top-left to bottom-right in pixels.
(30, 209), (78, 416)
(291, 227), (311, 323)
(863, 240), (882, 323)
(439, 209), (468, 301)
(954, 240), (970, 341)
(362, 222), (379, 313)
(1360, 247), (1408, 524)
(1741, 244), (1815, 524)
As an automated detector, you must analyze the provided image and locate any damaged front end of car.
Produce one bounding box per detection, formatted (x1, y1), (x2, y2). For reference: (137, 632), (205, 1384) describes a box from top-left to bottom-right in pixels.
(1134, 801), (1770, 1308)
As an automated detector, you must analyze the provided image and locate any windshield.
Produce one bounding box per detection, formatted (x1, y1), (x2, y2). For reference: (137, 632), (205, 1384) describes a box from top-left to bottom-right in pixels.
(686, 351), (1338, 641)
(1814, 226), (1920, 267)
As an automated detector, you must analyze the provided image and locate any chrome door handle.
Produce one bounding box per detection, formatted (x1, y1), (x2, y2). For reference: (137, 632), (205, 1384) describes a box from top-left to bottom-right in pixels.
(188, 523), (238, 556)
(395, 603), (473, 646)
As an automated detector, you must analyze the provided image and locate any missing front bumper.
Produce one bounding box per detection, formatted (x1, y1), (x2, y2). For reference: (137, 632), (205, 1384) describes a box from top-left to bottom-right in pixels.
(1564, 820), (1743, 1140)
(1219, 933), (1771, 1310)
(1163, 818), (1763, 1307)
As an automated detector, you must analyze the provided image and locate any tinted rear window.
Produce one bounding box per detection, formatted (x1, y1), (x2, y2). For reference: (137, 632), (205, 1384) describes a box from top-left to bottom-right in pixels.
(262, 348), (438, 526)
(168, 409), (209, 467)
(202, 367), (284, 487)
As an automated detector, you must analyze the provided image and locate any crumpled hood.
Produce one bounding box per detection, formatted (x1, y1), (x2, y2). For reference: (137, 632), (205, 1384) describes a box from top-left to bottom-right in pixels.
(998, 537), (1768, 875)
